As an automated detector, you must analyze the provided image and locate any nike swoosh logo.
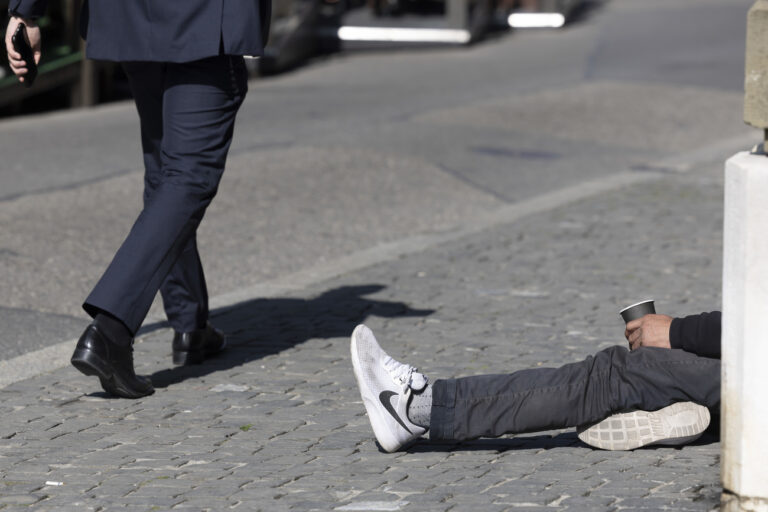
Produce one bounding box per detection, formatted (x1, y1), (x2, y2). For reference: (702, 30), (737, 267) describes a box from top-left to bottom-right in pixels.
(379, 390), (412, 434)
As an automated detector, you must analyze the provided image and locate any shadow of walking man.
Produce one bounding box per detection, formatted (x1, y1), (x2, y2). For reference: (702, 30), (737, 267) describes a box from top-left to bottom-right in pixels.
(148, 284), (434, 389)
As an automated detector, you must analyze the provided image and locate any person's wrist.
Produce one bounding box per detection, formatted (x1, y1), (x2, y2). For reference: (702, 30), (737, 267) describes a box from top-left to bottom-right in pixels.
(15, 17), (38, 28)
(8, 9), (39, 26)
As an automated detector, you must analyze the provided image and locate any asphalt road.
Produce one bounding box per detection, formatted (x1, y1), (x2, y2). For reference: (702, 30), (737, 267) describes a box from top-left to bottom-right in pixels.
(0, 0), (755, 362)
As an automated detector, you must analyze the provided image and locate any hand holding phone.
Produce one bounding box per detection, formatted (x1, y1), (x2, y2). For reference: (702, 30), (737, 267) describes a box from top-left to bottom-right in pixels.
(11, 23), (38, 88)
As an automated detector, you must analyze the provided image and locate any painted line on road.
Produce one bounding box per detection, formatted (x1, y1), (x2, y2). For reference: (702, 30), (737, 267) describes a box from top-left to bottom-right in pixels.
(0, 133), (756, 390)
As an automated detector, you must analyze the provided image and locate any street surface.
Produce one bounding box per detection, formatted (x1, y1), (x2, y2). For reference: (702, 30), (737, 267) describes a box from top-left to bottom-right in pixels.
(0, 0), (755, 509)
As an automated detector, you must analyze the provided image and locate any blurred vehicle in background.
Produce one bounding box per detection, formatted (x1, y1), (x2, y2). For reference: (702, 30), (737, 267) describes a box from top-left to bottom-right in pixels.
(335, 0), (582, 48)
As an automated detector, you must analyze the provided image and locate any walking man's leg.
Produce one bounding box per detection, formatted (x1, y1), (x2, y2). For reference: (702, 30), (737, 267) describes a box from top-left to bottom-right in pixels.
(71, 56), (248, 397)
(123, 60), (226, 366)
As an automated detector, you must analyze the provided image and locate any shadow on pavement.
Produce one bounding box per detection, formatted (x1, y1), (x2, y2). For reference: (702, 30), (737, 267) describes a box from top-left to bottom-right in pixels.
(147, 284), (434, 389)
(402, 429), (719, 453)
(405, 432), (582, 453)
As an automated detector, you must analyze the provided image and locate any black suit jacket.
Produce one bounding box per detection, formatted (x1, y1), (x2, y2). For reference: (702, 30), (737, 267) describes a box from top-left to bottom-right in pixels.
(10, 0), (271, 62)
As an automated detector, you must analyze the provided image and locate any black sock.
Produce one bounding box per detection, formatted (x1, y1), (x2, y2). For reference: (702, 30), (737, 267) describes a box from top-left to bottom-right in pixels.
(94, 313), (133, 347)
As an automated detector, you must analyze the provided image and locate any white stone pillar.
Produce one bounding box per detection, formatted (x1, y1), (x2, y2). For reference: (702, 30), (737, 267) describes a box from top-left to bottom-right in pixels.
(721, 151), (768, 512)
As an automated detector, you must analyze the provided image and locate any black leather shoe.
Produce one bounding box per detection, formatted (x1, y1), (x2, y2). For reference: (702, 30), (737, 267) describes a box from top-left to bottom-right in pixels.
(172, 322), (227, 366)
(70, 324), (155, 399)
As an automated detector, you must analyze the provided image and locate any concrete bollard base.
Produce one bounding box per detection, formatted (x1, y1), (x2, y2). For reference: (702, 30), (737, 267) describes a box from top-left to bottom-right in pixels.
(721, 492), (768, 512)
(721, 151), (768, 507)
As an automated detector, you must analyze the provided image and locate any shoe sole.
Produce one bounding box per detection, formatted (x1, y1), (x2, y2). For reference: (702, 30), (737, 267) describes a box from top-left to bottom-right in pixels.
(71, 347), (110, 380)
(577, 402), (710, 451)
(71, 348), (154, 399)
(351, 326), (414, 453)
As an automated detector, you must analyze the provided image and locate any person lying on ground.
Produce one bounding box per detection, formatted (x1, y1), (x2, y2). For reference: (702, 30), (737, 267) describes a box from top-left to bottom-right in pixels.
(351, 311), (720, 452)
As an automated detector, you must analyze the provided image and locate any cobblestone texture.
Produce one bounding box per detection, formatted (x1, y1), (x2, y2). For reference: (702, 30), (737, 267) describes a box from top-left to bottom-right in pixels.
(0, 161), (723, 511)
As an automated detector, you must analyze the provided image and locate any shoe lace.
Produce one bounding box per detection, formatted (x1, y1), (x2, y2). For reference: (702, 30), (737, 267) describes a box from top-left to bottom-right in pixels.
(382, 355), (427, 391)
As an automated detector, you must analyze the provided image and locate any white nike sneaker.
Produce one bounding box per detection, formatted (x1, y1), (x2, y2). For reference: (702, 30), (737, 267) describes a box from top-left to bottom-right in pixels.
(350, 325), (428, 452)
(577, 401), (710, 451)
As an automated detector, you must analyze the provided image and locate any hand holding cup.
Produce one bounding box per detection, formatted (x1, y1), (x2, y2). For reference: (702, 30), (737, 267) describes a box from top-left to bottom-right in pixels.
(620, 300), (673, 350)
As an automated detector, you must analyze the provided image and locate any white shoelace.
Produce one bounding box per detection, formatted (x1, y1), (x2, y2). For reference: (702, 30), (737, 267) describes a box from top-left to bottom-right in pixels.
(382, 355), (427, 392)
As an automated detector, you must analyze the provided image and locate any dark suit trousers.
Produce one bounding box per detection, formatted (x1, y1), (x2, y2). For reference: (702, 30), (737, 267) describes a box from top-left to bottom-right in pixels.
(430, 346), (720, 441)
(83, 55), (248, 334)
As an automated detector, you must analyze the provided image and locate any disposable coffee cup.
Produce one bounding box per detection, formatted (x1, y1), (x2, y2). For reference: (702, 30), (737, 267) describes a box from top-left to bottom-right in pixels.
(619, 300), (655, 323)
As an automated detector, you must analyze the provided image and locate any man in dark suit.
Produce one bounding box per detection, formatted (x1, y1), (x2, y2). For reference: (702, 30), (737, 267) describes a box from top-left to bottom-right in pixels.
(5, 0), (271, 398)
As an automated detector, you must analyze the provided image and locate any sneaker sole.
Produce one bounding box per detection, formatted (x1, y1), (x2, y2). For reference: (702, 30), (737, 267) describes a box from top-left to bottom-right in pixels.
(350, 326), (413, 453)
(577, 402), (710, 451)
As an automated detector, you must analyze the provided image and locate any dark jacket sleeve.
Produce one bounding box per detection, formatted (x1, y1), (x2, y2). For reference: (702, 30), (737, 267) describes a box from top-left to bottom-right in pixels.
(8, 0), (48, 19)
(669, 311), (721, 359)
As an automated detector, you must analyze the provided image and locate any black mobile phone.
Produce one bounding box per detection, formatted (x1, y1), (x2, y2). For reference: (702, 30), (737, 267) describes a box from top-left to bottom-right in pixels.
(11, 23), (38, 88)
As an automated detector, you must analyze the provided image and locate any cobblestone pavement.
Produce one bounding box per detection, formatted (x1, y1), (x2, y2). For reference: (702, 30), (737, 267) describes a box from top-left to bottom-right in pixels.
(0, 156), (724, 511)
